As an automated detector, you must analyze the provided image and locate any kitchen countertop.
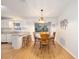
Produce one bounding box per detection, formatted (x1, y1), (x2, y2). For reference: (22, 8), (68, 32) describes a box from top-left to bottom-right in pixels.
(1, 31), (30, 36)
(1, 28), (31, 39)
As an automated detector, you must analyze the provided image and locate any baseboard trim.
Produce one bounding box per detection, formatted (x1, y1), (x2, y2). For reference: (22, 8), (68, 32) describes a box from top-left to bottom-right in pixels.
(1, 42), (8, 44)
(57, 41), (77, 59)
(1, 42), (12, 44)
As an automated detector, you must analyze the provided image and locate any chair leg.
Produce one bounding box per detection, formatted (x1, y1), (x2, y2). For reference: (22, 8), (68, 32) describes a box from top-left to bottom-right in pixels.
(22, 37), (24, 48)
(25, 40), (27, 47)
(33, 41), (36, 47)
(33, 39), (37, 48)
(39, 42), (41, 49)
(52, 39), (55, 46)
(47, 44), (49, 53)
(22, 40), (24, 48)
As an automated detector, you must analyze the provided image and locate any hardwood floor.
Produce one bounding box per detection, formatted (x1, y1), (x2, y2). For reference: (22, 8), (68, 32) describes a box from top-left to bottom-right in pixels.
(1, 41), (74, 59)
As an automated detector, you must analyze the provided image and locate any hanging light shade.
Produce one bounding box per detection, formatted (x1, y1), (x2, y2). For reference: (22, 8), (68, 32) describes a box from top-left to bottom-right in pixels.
(39, 9), (45, 23)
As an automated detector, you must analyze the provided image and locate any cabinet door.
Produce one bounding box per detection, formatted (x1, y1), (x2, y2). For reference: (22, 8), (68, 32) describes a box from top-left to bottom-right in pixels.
(1, 34), (7, 42)
(7, 34), (12, 43)
(1, 20), (9, 28)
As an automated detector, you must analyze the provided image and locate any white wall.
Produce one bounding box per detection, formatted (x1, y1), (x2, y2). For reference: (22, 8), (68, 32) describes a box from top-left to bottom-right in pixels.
(56, 0), (78, 59)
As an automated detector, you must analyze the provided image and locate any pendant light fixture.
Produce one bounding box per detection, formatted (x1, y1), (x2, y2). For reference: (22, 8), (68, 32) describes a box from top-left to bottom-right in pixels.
(39, 9), (45, 23)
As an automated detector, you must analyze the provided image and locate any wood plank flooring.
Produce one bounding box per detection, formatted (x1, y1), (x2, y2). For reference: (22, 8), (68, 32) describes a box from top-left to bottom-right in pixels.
(1, 41), (75, 59)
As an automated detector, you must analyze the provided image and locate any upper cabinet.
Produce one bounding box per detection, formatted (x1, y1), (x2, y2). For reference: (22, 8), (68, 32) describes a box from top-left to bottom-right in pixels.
(1, 20), (9, 28)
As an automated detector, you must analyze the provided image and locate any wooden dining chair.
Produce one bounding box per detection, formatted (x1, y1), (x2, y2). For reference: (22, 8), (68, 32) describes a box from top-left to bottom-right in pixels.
(33, 32), (40, 46)
(39, 32), (50, 54)
(40, 33), (50, 48)
(50, 32), (56, 45)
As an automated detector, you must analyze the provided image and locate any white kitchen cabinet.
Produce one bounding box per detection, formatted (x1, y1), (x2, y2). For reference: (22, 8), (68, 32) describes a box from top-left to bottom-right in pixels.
(7, 34), (12, 43)
(1, 34), (7, 42)
(12, 35), (22, 49)
(1, 20), (9, 28)
(1, 33), (12, 43)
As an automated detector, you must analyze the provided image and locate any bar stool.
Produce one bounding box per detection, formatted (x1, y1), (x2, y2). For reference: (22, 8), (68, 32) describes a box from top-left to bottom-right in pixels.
(22, 36), (27, 48)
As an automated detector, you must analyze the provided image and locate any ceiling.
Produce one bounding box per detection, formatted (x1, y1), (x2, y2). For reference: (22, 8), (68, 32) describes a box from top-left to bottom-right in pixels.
(1, 0), (75, 18)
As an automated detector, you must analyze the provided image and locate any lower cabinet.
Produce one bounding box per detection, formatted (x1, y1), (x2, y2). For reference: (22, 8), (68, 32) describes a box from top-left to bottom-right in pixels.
(1, 34), (7, 42)
(7, 34), (12, 43)
(12, 35), (22, 49)
(1, 34), (12, 43)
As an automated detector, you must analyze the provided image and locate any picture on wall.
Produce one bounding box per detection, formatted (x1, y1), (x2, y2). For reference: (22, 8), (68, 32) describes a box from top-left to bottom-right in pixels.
(35, 22), (51, 32)
(60, 19), (68, 30)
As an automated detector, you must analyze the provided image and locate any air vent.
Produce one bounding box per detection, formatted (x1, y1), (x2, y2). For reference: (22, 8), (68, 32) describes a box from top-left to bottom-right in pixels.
(20, 0), (26, 2)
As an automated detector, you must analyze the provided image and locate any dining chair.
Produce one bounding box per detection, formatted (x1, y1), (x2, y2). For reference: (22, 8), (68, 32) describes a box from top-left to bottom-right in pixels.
(33, 32), (40, 47)
(40, 32), (50, 48)
(50, 32), (56, 46)
(39, 32), (50, 54)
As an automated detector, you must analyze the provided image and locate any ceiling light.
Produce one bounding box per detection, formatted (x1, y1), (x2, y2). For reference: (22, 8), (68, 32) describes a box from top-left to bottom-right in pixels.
(39, 9), (45, 23)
